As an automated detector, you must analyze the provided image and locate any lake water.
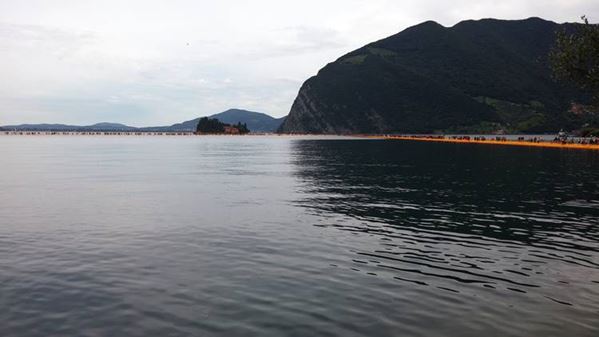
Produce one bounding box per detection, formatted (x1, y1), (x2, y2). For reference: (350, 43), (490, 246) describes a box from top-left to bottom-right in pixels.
(1, 135), (598, 337)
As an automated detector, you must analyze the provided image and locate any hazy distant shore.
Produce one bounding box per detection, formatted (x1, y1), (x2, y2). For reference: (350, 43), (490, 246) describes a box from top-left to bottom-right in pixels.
(1, 130), (197, 136)
(0, 130), (354, 138)
(6, 130), (599, 150)
(0, 130), (567, 139)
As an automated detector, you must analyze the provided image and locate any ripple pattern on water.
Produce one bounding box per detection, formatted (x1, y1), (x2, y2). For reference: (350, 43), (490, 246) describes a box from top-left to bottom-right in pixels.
(0, 136), (598, 337)
(293, 140), (599, 334)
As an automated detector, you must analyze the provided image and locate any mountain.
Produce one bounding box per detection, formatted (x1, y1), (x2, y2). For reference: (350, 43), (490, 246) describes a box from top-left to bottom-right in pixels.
(210, 109), (285, 132)
(279, 18), (588, 134)
(87, 123), (136, 131)
(140, 109), (284, 132)
(3, 109), (285, 133)
(2, 122), (135, 131)
(140, 119), (200, 132)
(3, 123), (79, 131)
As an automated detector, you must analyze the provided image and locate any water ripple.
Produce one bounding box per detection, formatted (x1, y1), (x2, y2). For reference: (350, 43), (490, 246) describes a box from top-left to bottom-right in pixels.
(1, 136), (598, 336)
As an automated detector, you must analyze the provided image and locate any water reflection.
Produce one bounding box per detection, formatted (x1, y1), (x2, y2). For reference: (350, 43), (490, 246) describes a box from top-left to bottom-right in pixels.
(291, 139), (599, 309)
(1, 136), (598, 336)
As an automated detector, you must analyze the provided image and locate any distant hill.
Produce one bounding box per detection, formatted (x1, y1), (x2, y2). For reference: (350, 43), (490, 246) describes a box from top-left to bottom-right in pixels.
(210, 109), (285, 132)
(279, 18), (589, 134)
(88, 123), (136, 131)
(3, 109), (285, 133)
(2, 122), (136, 131)
(140, 109), (284, 132)
(140, 119), (200, 132)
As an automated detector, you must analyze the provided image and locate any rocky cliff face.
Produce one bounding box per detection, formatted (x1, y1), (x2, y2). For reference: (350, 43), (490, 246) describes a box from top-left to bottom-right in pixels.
(280, 83), (348, 134)
(279, 18), (586, 134)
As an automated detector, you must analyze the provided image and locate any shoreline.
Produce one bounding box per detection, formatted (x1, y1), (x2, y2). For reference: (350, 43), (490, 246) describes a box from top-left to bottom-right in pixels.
(1, 130), (197, 136)
(0, 131), (348, 138)
(375, 135), (599, 151)
(3, 130), (599, 150)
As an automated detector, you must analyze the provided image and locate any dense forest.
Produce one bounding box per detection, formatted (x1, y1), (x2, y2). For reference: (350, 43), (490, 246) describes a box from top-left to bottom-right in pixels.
(196, 117), (250, 134)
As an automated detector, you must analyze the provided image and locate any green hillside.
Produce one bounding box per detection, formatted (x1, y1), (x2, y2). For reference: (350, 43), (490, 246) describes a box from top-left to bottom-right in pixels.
(279, 18), (590, 134)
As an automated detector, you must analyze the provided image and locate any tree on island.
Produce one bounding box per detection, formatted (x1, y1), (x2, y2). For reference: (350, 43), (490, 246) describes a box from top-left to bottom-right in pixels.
(196, 117), (225, 133)
(235, 122), (250, 134)
(196, 117), (251, 134)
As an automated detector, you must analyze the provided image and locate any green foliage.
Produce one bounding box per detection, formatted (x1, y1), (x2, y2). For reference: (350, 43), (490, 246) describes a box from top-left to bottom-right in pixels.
(367, 48), (397, 57)
(235, 122), (250, 134)
(580, 127), (599, 137)
(196, 117), (251, 134)
(341, 55), (367, 64)
(474, 97), (548, 131)
(515, 113), (547, 131)
(550, 16), (599, 107)
(196, 117), (225, 133)
(443, 121), (505, 134)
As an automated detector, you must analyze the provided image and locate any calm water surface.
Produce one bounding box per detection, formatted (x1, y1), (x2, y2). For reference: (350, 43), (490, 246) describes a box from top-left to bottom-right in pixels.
(1, 136), (598, 337)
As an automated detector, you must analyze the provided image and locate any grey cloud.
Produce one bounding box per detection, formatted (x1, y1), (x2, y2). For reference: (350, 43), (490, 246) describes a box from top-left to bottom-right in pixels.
(237, 25), (350, 59)
(0, 22), (96, 58)
(1, 0), (597, 125)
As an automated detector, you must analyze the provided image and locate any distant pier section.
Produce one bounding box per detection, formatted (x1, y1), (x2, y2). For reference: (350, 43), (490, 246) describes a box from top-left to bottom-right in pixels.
(1, 131), (196, 136)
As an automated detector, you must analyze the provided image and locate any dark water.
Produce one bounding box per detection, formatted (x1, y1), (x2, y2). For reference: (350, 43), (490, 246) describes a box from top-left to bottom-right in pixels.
(1, 136), (598, 337)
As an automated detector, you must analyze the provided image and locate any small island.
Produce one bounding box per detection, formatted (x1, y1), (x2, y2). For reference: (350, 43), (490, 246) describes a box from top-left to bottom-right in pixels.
(195, 117), (250, 135)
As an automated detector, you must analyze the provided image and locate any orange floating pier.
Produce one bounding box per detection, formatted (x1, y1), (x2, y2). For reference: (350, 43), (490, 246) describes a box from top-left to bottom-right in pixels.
(375, 135), (599, 151)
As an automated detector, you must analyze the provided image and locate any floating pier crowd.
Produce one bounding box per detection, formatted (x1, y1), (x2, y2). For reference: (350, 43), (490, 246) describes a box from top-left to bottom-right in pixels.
(382, 135), (599, 150)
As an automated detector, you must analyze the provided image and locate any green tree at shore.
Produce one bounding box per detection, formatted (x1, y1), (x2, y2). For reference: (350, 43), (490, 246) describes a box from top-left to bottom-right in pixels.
(551, 16), (599, 136)
(550, 16), (599, 108)
(235, 122), (250, 134)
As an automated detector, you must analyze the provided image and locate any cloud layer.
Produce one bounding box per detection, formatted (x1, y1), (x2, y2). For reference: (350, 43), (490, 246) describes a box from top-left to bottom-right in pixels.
(1, 0), (597, 125)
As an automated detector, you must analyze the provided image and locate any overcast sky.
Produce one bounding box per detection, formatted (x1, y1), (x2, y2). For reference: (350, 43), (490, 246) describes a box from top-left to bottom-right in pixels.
(0, 0), (597, 126)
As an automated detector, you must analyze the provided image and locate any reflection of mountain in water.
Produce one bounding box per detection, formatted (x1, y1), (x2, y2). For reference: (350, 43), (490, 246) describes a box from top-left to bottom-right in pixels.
(290, 139), (599, 307)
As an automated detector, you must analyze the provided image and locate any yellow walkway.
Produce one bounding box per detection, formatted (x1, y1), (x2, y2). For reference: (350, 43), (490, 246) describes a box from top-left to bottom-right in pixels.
(377, 136), (599, 151)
